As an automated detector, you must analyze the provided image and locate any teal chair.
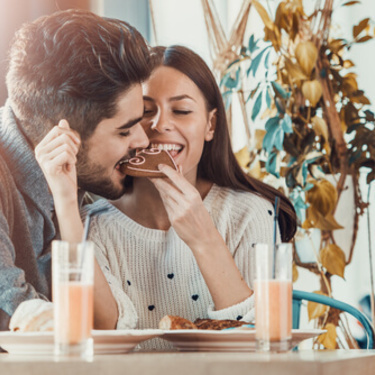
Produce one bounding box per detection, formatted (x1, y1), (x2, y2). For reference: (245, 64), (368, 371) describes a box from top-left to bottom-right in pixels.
(292, 290), (374, 349)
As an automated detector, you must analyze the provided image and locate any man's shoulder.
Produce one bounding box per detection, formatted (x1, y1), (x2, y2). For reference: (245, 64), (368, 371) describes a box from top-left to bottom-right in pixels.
(0, 153), (12, 181)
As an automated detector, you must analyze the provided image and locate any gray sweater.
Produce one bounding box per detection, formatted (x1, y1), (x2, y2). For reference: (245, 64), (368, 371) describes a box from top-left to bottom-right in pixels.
(0, 102), (54, 327)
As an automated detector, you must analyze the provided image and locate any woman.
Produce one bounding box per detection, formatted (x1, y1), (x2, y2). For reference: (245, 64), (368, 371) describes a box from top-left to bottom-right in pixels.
(82, 45), (296, 329)
(37, 45), (296, 341)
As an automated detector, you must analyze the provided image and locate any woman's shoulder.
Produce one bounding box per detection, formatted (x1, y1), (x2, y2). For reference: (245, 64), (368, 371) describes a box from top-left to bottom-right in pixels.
(208, 184), (273, 211)
(206, 184), (275, 227)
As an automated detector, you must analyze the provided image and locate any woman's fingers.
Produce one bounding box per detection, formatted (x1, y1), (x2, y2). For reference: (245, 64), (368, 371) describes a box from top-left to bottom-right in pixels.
(38, 144), (77, 175)
(35, 120), (80, 152)
(157, 164), (197, 196)
(150, 177), (181, 204)
(36, 132), (80, 161)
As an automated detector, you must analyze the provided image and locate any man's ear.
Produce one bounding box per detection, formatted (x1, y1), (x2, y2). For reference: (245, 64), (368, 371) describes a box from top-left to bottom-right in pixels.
(205, 108), (217, 141)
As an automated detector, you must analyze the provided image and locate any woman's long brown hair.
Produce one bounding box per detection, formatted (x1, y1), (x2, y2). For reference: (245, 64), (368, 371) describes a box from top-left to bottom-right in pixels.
(149, 45), (297, 242)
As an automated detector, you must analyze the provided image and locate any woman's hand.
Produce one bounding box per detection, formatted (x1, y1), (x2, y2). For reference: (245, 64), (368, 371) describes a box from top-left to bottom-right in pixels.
(35, 119), (81, 206)
(149, 164), (218, 250)
(150, 164), (253, 310)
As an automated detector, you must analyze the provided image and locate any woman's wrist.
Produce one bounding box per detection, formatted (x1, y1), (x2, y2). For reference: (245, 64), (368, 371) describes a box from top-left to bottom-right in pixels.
(54, 198), (79, 216)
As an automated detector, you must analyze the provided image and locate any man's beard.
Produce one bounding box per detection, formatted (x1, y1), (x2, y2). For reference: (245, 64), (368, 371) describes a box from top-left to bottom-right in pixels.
(76, 147), (126, 200)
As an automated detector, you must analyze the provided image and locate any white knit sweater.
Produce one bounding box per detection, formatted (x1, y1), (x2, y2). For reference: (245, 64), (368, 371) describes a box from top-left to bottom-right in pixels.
(82, 184), (278, 349)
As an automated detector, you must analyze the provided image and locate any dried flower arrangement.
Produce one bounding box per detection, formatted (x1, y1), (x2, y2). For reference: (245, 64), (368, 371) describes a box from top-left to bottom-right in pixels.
(213, 0), (374, 348)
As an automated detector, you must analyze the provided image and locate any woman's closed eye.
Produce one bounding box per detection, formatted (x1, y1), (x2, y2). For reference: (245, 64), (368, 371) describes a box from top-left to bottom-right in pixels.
(173, 109), (192, 115)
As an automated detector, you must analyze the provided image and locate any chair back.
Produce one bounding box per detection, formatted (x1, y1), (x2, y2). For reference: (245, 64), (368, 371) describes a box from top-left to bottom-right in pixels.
(292, 290), (374, 349)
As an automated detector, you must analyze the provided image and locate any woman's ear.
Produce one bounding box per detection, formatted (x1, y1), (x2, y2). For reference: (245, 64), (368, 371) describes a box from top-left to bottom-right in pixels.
(205, 108), (217, 141)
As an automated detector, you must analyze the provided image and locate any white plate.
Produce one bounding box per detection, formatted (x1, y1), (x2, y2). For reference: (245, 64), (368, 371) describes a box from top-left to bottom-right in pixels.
(161, 329), (326, 352)
(0, 329), (163, 355)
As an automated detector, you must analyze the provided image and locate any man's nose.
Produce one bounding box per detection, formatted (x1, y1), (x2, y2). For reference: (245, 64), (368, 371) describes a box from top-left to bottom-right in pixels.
(130, 123), (149, 149)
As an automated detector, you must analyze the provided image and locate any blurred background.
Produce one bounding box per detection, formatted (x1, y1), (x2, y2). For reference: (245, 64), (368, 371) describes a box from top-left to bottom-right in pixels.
(1, 0), (374, 339)
(1, 0), (374, 110)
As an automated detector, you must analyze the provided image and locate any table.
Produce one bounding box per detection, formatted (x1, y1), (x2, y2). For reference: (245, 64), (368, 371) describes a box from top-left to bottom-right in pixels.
(0, 350), (375, 375)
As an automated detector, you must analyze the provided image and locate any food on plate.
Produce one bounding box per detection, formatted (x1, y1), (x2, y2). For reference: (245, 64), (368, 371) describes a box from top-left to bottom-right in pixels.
(9, 299), (54, 332)
(194, 318), (249, 330)
(120, 148), (178, 177)
(159, 315), (249, 330)
(159, 315), (198, 330)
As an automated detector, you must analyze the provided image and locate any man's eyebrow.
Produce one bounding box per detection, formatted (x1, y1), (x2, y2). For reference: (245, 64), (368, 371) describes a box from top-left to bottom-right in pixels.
(116, 116), (143, 130)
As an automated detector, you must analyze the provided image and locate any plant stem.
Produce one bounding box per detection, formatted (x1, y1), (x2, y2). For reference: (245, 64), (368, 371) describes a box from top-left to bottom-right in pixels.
(367, 183), (375, 329)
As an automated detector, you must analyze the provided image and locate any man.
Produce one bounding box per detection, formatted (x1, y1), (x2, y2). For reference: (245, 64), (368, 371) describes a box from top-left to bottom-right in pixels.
(0, 9), (150, 330)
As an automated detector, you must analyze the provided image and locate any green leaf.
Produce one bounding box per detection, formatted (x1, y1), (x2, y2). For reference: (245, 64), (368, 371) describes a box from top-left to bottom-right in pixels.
(271, 81), (289, 99)
(227, 58), (241, 70)
(263, 117), (281, 153)
(301, 162), (308, 185)
(275, 97), (286, 114)
(265, 152), (279, 178)
(264, 49), (271, 68)
(248, 34), (258, 53)
(222, 91), (233, 111)
(274, 126), (284, 151)
(221, 69), (241, 90)
(281, 114), (293, 133)
(265, 116), (280, 131)
(252, 91), (263, 121)
(247, 46), (270, 77)
(265, 88), (272, 109)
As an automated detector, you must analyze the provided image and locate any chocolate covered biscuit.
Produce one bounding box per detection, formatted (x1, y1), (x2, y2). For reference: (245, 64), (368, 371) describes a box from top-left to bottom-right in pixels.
(120, 148), (178, 177)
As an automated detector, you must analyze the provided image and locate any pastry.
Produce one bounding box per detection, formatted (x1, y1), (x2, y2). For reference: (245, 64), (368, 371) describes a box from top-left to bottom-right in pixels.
(159, 315), (198, 330)
(194, 318), (248, 330)
(159, 315), (249, 330)
(120, 148), (178, 177)
(9, 299), (54, 332)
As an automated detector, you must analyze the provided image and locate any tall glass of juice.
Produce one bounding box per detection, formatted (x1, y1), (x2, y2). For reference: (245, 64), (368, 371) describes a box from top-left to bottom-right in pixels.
(253, 243), (292, 352)
(52, 240), (94, 358)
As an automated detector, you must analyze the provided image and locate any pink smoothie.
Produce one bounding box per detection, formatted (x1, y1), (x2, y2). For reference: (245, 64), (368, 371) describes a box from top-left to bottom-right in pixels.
(255, 279), (292, 341)
(55, 282), (93, 345)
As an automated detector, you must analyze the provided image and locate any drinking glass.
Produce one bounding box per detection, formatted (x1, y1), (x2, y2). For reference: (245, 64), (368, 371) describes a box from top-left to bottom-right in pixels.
(52, 240), (94, 358)
(253, 243), (293, 352)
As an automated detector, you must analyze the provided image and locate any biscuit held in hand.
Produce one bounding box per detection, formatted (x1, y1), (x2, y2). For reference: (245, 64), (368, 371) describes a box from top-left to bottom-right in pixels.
(120, 148), (178, 178)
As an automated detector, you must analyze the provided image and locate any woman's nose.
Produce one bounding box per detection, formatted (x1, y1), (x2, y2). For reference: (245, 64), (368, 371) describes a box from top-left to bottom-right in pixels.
(150, 112), (173, 133)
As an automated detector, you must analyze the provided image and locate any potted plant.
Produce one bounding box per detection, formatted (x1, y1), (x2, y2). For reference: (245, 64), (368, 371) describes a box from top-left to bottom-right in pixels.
(219, 0), (375, 348)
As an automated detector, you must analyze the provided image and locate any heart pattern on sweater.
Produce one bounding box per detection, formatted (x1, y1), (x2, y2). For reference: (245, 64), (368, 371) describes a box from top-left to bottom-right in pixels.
(192, 294), (199, 301)
(167, 273), (174, 279)
(148, 305), (155, 311)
